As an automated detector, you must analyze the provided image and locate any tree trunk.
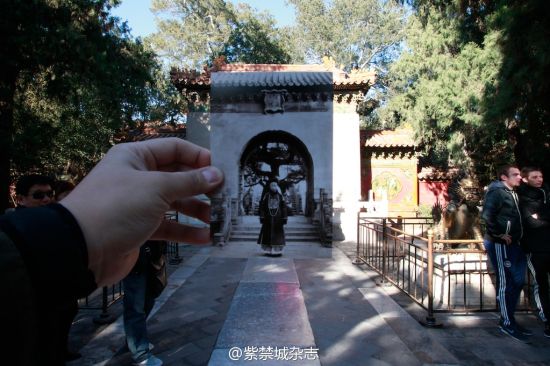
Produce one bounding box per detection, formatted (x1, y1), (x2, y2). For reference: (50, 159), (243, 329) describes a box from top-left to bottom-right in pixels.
(509, 124), (526, 168)
(0, 69), (17, 213)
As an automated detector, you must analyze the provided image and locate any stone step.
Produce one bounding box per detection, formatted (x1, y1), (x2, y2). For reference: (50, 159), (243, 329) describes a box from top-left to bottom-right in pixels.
(232, 232), (318, 237)
(231, 223), (317, 230)
(230, 235), (320, 242)
(234, 224), (316, 228)
(233, 221), (317, 227)
(232, 230), (318, 235)
(230, 218), (321, 243)
(239, 216), (312, 224)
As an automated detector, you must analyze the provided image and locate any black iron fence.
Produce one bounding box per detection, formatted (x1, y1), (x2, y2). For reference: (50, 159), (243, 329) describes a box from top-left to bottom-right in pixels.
(165, 212), (183, 264)
(211, 193), (232, 246)
(78, 283), (124, 324)
(355, 215), (534, 324)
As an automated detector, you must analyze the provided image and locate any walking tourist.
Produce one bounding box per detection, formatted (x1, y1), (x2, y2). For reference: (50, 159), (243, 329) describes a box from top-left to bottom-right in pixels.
(482, 164), (531, 342)
(123, 240), (167, 366)
(518, 167), (550, 337)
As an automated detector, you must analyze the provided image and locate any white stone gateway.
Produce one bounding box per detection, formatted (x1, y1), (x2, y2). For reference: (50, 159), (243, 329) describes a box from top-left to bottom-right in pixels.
(174, 64), (375, 244)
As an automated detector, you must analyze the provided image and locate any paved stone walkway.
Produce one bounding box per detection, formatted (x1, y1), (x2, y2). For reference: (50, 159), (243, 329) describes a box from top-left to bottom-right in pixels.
(68, 239), (550, 366)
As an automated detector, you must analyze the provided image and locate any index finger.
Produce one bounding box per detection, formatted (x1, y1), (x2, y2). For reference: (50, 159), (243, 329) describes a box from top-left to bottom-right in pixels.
(128, 138), (211, 171)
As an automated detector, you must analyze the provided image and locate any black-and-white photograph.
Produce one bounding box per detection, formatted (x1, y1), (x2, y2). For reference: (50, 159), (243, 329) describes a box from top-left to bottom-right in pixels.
(207, 66), (334, 256)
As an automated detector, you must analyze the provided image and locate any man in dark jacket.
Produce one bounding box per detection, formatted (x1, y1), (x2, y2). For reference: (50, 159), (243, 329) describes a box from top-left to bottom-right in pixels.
(16, 174), (81, 361)
(482, 164), (531, 342)
(518, 167), (550, 337)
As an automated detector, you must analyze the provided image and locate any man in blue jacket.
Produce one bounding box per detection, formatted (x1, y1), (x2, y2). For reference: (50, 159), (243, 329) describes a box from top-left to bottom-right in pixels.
(482, 164), (531, 342)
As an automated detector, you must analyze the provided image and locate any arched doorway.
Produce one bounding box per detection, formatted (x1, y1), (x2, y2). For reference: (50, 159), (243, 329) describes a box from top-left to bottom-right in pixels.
(239, 130), (314, 217)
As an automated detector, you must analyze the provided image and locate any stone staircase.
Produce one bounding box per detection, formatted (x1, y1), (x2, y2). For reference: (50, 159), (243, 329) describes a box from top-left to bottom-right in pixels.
(230, 215), (320, 243)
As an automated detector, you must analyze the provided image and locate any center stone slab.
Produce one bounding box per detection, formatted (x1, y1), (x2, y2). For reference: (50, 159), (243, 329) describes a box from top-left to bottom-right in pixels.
(215, 282), (316, 348)
(214, 258), (315, 349)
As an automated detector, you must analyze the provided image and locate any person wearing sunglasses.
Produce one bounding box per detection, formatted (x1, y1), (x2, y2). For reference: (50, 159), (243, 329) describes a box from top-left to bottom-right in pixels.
(15, 174), (55, 208)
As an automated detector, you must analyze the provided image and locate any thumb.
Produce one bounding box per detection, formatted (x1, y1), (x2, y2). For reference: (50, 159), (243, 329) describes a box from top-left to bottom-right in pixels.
(160, 166), (224, 201)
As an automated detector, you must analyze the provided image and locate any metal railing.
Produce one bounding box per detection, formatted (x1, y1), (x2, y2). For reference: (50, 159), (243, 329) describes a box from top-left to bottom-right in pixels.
(78, 282), (124, 324)
(318, 188), (332, 247)
(165, 212), (183, 264)
(355, 215), (533, 325)
(212, 193), (232, 245)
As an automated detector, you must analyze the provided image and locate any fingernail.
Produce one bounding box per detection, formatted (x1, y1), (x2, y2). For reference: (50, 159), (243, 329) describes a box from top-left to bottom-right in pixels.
(201, 167), (221, 184)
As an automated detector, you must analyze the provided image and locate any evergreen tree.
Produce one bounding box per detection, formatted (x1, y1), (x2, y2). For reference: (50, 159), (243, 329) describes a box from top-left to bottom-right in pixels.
(288, 0), (408, 128)
(380, 6), (502, 180)
(484, 0), (550, 175)
(289, 0), (407, 72)
(381, 1), (550, 182)
(149, 0), (291, 69)
(0, 0), (158, 211)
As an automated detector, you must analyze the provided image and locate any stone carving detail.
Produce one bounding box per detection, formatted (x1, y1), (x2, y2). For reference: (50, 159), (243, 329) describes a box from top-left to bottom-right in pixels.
(261, 89), (288, 114)
(433, 175), (483, 249)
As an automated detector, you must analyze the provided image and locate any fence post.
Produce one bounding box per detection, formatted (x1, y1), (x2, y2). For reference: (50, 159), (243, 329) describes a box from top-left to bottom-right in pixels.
(421, 229), (442, 327)
(353, 212), (362, 264)
(319, 189), (325, 244)
(376, 218), (391, 287)
(93, 286), (116, 325)
(169, 242), (183, 264)
(168, 212), (183, 264)
(381, 218), (387, 280)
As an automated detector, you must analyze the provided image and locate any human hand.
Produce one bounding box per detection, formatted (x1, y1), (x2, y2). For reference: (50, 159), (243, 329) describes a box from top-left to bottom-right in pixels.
(61, 138), (223, 286)
(500, 234), (512, 245)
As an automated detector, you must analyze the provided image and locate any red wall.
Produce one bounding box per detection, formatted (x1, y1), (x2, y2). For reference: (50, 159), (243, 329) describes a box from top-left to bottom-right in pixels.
(418, 181), (450, 206)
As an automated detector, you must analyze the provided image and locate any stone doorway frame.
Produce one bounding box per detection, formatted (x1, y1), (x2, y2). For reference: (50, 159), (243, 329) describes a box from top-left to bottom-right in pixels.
(239, 130), (314, 217)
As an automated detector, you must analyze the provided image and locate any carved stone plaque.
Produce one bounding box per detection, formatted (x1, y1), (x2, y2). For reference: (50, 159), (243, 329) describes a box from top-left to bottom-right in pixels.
(261, 89), (288, 114)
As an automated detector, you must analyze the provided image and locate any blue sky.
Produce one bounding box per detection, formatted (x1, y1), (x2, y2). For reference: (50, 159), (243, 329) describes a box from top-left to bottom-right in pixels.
(111, 0), (296, 39)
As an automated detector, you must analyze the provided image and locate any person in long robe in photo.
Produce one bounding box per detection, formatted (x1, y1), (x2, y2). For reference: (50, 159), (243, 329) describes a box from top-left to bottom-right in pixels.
(257, 180), (287, 255)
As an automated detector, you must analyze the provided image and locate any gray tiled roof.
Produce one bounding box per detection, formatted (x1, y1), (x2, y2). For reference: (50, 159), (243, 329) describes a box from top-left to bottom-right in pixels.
(211, 72), (333, 87)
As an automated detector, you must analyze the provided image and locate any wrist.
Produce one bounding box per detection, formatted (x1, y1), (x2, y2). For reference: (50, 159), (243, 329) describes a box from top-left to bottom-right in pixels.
(1, 204), (97, 299)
